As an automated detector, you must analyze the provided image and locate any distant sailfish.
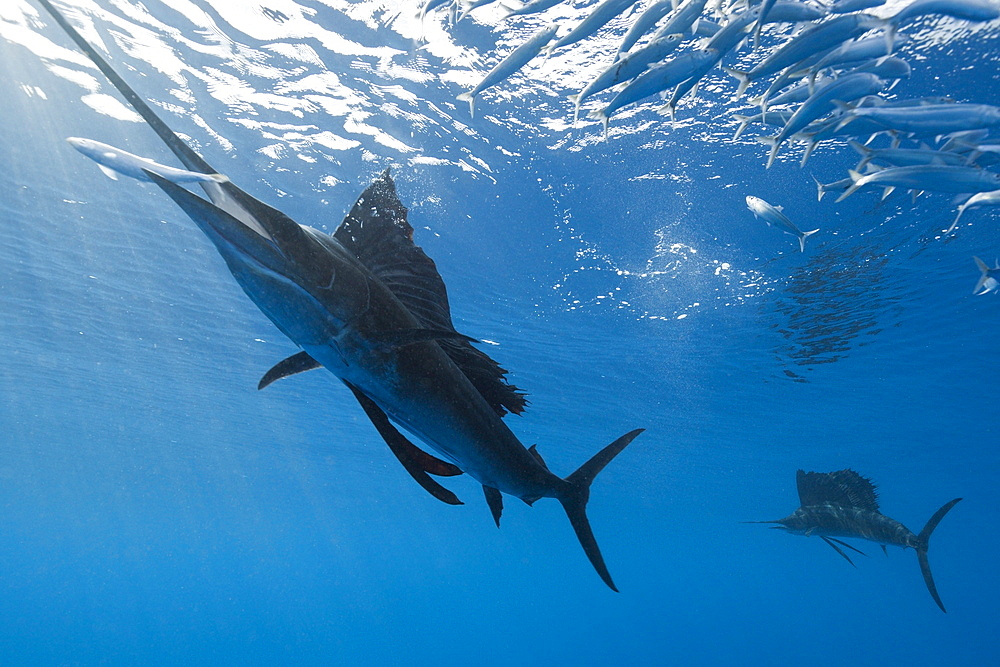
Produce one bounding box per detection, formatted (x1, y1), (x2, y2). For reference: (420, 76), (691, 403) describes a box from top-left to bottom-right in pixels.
(750, 469), (962, 612)
(745, 196), (818, 252)
(457, 25), (558, 117)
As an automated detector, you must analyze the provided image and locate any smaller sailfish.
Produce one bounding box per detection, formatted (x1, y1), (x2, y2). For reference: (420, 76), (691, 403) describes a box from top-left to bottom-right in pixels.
(750, 469), (962, 612)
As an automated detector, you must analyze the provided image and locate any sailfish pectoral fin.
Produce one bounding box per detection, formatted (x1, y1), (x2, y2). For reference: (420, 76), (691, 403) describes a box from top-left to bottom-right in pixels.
(821, 536), (863, 568)
(258, 351), (322, 390)
(483, 486), (503, 528)
(342, 381), (464, 506)
(827, 537), (869, 558)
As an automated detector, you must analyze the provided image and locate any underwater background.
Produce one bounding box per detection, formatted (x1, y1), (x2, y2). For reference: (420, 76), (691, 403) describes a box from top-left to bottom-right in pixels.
(0, 0), (997, 664)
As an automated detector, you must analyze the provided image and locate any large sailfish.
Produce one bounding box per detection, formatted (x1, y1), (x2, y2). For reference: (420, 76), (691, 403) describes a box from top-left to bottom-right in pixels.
(35, 0), (642, 590)
(751, 469), (961, 612)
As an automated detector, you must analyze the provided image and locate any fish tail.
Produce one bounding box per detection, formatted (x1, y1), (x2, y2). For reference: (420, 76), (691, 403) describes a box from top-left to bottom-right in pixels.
(916, 498), (962, 613)
(798, 229), (819, 253)
(557, 429), (644, 592)
(733, 114), (751, 140)
(756, 136), (780, 169)
(457, 92), (476, 117)
(568, 94), (582, 123)
(811, 174), (826, 202)
(36, 0), (215, 176)
(588, 109), (610, 139)
(799, 138), (818, 168)
(973, 256), (991, 292)
(835, 169), (866, 202)
(945, 206), (965, 235)
(724, 68), (750, 99)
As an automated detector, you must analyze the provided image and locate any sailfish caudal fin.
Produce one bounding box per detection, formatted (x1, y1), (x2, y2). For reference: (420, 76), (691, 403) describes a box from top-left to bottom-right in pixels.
(558, 428), (644, 592)
(916, 497), (962, 613)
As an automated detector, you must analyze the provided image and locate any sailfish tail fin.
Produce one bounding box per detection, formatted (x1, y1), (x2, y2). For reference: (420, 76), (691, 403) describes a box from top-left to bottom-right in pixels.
(916, 497), (962, 613)
(557, 429), (644, 592)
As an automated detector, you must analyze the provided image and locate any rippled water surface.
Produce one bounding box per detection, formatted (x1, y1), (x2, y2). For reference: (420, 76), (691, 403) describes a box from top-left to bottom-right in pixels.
(1, 1), (998, 664)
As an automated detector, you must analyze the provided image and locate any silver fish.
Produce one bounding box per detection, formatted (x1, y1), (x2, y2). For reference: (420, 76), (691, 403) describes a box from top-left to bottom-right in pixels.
(545, 0), (642, 55)
(848, 140), (970, 169)
(67, 137), (229, 185)
(838, 102), (1000, 135)
(571, 34), (686, 120)
(615, 0), (678, 58)
(660, 8), (762, 118)
(650, 0), (711, 42)
(727, 13), (890, 98)
(950, 191), (1000, 232)
(502, 0), (564, 17)
(746, 195), (820, 251)
(760, 73), (886, 168)
(733, 109), (795, 140)
(457, 25), (559, 116)
(830, 0), (886, 13)
(764, 1), (828, 23)
(837, 164), (1000, 201)
(893, 0), (1000, 24)
(591, 47), (719, 131)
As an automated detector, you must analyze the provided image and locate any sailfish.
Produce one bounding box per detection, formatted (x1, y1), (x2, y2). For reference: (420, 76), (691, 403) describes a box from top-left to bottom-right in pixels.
(750, 469), (962, 612)
(35, 0), (642, 590)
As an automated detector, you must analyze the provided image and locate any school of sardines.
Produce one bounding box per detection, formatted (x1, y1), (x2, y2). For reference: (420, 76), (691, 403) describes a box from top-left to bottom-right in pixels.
(427, 0), (1000, 235)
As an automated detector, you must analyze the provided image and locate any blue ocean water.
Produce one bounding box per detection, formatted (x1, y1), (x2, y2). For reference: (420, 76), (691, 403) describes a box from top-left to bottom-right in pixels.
(1, 0), (998, 664)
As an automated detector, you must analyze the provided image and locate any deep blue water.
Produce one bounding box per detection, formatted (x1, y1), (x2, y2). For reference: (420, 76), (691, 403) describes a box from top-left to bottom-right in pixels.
(1, 1), (998, 664)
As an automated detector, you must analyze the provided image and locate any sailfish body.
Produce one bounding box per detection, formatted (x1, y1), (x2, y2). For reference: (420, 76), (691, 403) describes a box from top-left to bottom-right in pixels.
(36, 0), (641, 590)
(754, 469), (961, 612)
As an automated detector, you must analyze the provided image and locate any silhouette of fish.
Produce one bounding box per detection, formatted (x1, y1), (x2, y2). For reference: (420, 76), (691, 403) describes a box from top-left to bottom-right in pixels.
(750, 469), (962, 612)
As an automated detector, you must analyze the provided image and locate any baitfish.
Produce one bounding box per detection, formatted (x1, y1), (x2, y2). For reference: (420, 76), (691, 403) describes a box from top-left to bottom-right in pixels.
(545, 0), (642, 56)
(837, 102), (1000, 135)
(659, 7), (762, 119)
(502, 0), (564, 18)
(950, 191), (1000, 233)
(759, 72), (886, 168)
(591, 47), (719, 132)
(570, 33), (685, 121)
(892, 0), (1000, 24)
(745, 195), (819, 251)
(37, 0), (642, 591)
(457, 25), (558, 117)
(748, 469), (962, 612)
(836, 163), (1000, 201)
(66, 137), (229, 185)
(848, 140), (971, 169)
(615, 0), (678, 58)
(726, 13), (890, 98)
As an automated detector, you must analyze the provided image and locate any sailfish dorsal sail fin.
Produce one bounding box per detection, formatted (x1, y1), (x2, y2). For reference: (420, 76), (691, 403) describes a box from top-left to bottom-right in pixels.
(333, 169), (527, 417)
(796, 469), (880, 512)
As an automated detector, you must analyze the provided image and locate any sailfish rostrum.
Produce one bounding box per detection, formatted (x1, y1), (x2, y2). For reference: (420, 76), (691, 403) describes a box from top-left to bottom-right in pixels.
(36, 0), (642, 590)
(750, 469), (961, 612)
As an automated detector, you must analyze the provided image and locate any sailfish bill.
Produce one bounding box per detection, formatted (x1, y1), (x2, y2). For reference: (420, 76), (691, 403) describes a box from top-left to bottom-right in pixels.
(38, 0), (641, 589)
(750, 469), (961, 612)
